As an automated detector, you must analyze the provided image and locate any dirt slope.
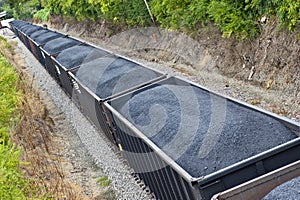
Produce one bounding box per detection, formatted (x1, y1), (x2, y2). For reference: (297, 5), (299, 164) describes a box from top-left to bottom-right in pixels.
(47, 16), (299, 122)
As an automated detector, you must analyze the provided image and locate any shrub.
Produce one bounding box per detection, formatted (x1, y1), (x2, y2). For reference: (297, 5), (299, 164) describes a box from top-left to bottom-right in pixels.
(208, 0), (259, 39)
(0, 141), (27, 200)
(0, 38), (28, 199)
(8, 0), (299, 38)
(276, 0), (300, 31)
(33, 8), (50, 22)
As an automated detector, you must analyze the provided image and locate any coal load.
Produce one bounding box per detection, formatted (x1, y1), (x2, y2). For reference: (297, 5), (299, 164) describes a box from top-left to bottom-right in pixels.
(113, 77), (297, 177)
(9, 20), (24, 28)
(263, 177), (300, 200)
(23, 26), (44, 36)
(33, 31), (64, 45)
(55, 45), (109, 69)
(30, 29), (51, 40)
(74, 56), (163, 99)
(13, 21), (29, 30)
(18, 24), (33, 32)
(43, 37), (81, 55)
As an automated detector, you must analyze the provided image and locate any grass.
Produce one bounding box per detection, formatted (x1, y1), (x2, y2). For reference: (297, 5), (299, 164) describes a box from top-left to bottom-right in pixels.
(0, 35), (116, 200)
(0, 35), (62, 200)
(0, 43), (29, 199)
(0, 35), (81, 199)
(0, 142), (27, 200)
(97, 176), (111, 187)
(0, 56), (20, 142)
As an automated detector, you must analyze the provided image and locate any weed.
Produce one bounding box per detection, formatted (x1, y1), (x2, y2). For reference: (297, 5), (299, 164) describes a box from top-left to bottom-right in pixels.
(0, 38), (28, 199)
(97, 176), (111, 187)
(34, 8), (50, 22)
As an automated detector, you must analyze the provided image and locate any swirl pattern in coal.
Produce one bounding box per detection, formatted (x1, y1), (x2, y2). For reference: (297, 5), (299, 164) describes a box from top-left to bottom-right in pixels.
(111, 77), (297, 177)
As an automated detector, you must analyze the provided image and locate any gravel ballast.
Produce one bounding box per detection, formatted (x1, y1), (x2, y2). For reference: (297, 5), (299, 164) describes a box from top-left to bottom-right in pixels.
(112, 77), (297, 177)
(13, 34), (153, 199)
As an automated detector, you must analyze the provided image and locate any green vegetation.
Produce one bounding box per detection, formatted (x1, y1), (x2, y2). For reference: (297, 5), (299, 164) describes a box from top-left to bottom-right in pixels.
(1, 0), (299, 38)
(97, 175), (111, 187)
(0, 49), (20, 145)
(151, 0), (300, 39)
(33, 8), (50, 22)
(0, 37), (27, 199)
(0, 36), (51, 200)
(47, 0), (152, 25)
(47, 0), (101, 21)
(3, 0), (44, 20)
(0, 141), (27, 199)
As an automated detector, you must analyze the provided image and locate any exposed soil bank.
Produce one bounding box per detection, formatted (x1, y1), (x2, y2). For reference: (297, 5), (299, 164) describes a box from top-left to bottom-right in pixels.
(48, 16), (300, 93)
(47, 16), (299, 122)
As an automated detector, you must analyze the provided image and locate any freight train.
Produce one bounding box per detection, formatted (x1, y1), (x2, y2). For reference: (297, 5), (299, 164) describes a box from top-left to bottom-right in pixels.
(9, 20), (300, 200)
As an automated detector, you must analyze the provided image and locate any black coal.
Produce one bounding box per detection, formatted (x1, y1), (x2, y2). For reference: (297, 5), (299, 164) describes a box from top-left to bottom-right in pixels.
(114, 77), (297, 177)
(74, 56), (162, 99)
(43, 37), (81, 55)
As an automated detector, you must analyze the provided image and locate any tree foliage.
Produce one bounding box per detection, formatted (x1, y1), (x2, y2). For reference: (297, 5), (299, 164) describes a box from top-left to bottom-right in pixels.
(151, 0), (299, 38)
(275, 0), (300, 31)
(33, 7), (50, 22)
(0, 0), (299, 38)
(46, 0), (151, 25)
(2, 0), (44, 20)
(47, 0), (100, 21)
(151, 0), (210, 29)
